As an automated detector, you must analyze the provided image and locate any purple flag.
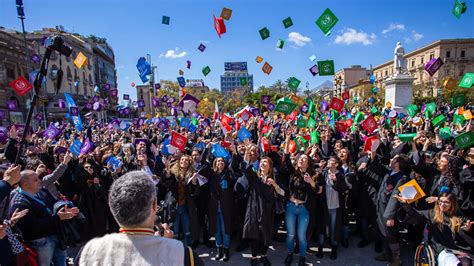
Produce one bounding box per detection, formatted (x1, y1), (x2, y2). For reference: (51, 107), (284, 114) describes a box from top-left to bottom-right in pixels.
(58, 99), (66, 109)
(123, 94), (130, 100)
(124, 107), (131, 115)
(0, 110), (5, 120)
(44, 124), (60, 139)
(321, 100), (329, 112)
(70, 107), (79, 116)
(152, 97), (160, 107)
(309, 65), (318, 76)
(168, 97), (176, 103)
(268, 103), (275, 112)
(31, 54), (41, 64)
(425, 57), (444, 77)
(119, 108), (125, 115)
(301, 103), (309, 113)
(85, 102), (92, 110)
(138, 100), (145, 108)
(93, 102), (103, 111)
(250, 107), (261, 117)
(80, 137), (94, 155)
(110, 89), (118, 97)
(198, 43), (206, 52)
(93, 95), (100, 102)
(7, 100), (17, 111)
(261, 95), (270, 104)
(161, 95), (168, 102)
(0, 127), (8, 144)
(167, 102), (172, 107)
(104, 98), (109, 105)
(34, 113), (44, 122)
(155, 83), (161, 90)
(104, 83), (111, 90)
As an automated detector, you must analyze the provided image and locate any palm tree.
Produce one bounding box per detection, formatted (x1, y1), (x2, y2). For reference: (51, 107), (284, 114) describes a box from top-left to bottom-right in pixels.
(271, 80), (287, 94)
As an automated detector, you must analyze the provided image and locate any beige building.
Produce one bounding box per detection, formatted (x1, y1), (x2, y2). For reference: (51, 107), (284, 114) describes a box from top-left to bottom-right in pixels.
(136, 84), (155, 116)
(184, 79), (209, 99)
(372, 39), (474, 97)
(333, 65), (369, 98)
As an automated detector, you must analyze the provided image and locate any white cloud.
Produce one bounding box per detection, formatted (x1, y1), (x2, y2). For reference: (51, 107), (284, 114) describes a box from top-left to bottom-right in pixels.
(382, 23), (405, 34)
(163, 47), (187, 59)
(334, 28), (376, 46)
(124, 76), (130, 80)
(116, 65), (125, 70)
(404, 30), (424, 43)
(288, 32), (311, 47)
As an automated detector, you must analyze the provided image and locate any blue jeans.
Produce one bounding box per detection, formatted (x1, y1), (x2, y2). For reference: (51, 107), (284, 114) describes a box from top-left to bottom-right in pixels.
(319, 208), (338, 246)
(27, 235), (66, 266)
(285, 202), (309, 257)
(215, 208), (230, 248)
(174, 205), (192, 247)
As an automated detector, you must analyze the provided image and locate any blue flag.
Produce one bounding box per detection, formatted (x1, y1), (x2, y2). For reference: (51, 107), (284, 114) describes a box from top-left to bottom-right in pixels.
(64, 93), (83, 131)
(211, 143), (231, 162)
(136, 57), (151, 83)
(238, 127), (252, 142)
(180, 117), (191, 128)
(162, 138), (171, 155)
(69, 139), (82, 157)
(106, 156), (123, 172)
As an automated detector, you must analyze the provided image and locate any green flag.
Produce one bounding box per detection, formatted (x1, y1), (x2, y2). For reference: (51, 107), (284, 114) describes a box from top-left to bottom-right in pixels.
(407, 104), (419, 117)
(398, 133), (417, 143)
(453, 114), (466, 126)
(425, 102), (436, 118)
(371, 106), (379, 115)
(458, 73), (474, 88)
(307, 117), (316, 128)
(310, 131), (320, 144)
(277, 39), (285, 49)
(439, 127), (451, 140)
(282, 17), (293, 28)
(432, 114), (446, 128)
(259, 27), (270, 40)
(202, 66), (211, 76)
(455, 131), (474, 149)
(317, 60), (335, 76)
(275, 101), (297, 114)
(288, 77), (301, 90)
(315, 8), (339, 36)
(354, 112), (364, 123)
(297, 118), (307, 128)
(240, 77), (248, 86)
(453, 0), (467, 19)
(191, 117), (198, 126)
(451, 95), (465, 107)
(308, 101), (315, 114)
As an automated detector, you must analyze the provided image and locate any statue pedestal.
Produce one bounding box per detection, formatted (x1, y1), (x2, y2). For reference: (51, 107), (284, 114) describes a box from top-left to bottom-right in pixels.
(384, 74), (415, 113)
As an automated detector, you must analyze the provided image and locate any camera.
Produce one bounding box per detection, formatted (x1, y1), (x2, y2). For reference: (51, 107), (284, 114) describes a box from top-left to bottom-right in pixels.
(44, 36), (72, 57)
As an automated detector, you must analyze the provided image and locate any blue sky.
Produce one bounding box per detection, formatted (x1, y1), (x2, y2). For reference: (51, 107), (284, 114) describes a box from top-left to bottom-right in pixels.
(1, 0), (473, 101)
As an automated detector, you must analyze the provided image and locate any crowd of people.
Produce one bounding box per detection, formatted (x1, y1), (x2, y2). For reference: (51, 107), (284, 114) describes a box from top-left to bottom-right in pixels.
(0, 97), (473, 266)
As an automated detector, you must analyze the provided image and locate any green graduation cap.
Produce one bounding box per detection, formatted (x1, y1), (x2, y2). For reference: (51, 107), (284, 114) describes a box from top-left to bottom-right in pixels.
(455, 131), (474, 149)
(275, 99), (297, 114)
(308, 101), (315, 114)
(202, 66), (211, 76)
(439, 127), (451, 140)
(315, 8), (339, 36)
(240, 77), (248, 86)
(432, 114), (446, 128)
(424, 102), (436, 118)
(354, 112), (364, 123)
(277, 39), (285, 49)
(317, 60), (335, 76)
(407, 104), (419, 117)
(191, 117), (198, 126)
(259, 27), (270, 40)
(398, 133), (417, 143)
(458, 73), (473, 88)
(331, 109), (339, 120)
(296, 118), (307, 128)
(371, 106), (379, 115)
(310, 130), (320, 144)
(305, 97), (312, 105)
(282, 17), (293, 28)
(288, 77), (301, 90)
(453, 114), (466, 126)
(451, 95), (466, 107)
(453, 0), (468, 19)
(307, 117), (316, 128)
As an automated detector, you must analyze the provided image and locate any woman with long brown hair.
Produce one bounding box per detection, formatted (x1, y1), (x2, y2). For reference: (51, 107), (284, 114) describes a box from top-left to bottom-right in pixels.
(395, 192), (473, 266)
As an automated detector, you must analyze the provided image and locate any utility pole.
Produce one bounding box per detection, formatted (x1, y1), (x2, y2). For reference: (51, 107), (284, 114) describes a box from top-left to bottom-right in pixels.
(146, 54), (157, 117)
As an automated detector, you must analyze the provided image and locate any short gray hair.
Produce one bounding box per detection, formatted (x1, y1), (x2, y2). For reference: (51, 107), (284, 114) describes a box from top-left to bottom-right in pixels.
(109, 171), (156, 227)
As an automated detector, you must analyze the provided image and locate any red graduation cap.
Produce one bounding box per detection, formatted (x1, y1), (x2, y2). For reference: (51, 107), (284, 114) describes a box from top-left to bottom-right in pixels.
(345, 118), (353, 127)
(335, 121), (349, 133)
(363, 135), (380, 152)
(171, 131), (187, 151)
(9, 76), (33, 97)
(330, 97), (344, 113)
(213, 15), (227, 38)
(342, 91), (349, 101)
(220, 140), (232, 148)
(221, 113), (233, 126)
(262, 125), (270, 134)
(361, 115), (378, 134)
(286, 110), (298, 121)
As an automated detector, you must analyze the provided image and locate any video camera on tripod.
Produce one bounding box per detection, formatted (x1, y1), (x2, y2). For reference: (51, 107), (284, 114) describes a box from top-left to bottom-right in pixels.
(44, 35), (73, 57)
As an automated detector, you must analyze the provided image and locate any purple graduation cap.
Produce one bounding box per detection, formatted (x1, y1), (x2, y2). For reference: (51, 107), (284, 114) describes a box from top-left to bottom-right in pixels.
(152, 97), (160, 107)
(7, 100), (17, 111)
(178, 93), (200, 114)
(137, 100), (145, 108)
(104, 83), (111, 90)
(123, 94), (130, 100)
(93, 102), (102, 111)
(44, 124), (60, 139)
(34, 113), (44, 122)
(58, 99), (66, 109)
(166, 102), (172, 108)
(93, 95), (100, 102)
(110, 89), (118, 97)
(268, 103), (275, 111)
(309, 65), (318, 76)
(198, 43), (206, 52)
(0, 110), (5, 120)
(119, 108), (125, 115)
(261, 95), (270, 104)
(31, 54), (41, 64)
(80, 137), (94, 155)
(161, 95), (168, 102)
(124, 107), (131, 115)
(186, 60), (191, 69)
(85, 102), (93, 110)
(168, 97), (176, 103)
(70, 106), (79, 116)
(155, 83), (161, 90)
(301, 103), (309, 113)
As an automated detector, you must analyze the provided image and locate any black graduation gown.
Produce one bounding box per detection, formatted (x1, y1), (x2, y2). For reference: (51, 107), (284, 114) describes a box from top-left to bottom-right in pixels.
(242, 166), (278, 246)
(208, 169), (235, 235)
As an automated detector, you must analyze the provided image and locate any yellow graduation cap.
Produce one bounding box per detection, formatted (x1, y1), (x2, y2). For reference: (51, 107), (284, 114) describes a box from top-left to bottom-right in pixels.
(74, 52), (87, 69)
(464, 109), (472, 120)
(146, 113), (152, 119)
(256, 56), (263, 63)
(399, 179), (426, 204)
(458, 106), (464, 115)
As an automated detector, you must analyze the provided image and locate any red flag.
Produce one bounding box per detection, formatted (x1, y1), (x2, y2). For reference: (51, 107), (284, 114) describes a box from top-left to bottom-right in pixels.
(213, 15), (227, 38)
(363, 135), (380, 152)
(258, 119), (265, 129)
(213, 100), (219, 120)
(262, 126), (270, 134)
(345, 119), (353, 127)
(238, 109), (253, 121)
(342, 91), (349, 101)
(171, 131), (187, 151)
(221, 113), (233, 126)
(220, 141), (232, 148)
(361, 115), (378, 134)
(335, 121), (349, 133)
(9, 76), (32, 97)
(261, 137), (270, 152)
(330, 97), (344, 113)
(286, 111), (298, 121)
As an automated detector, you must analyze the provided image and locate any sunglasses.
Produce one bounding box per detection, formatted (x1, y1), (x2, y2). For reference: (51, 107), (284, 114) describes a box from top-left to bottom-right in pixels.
(438, 200), (451, 205)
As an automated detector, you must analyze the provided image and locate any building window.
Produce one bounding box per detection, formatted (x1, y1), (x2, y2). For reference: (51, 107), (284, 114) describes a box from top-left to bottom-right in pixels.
(460, 50), (466, 58)
(420, 57), (424, 64)
(446, 51), (451, 58)
(411, 60), (415, 67)
(429, 54), (434, 60)
(384, 70), (388, 76)
(6, 67), (15, 79)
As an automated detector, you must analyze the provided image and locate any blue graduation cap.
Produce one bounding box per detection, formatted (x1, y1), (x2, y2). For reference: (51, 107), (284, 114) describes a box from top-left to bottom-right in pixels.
(237, 127), (252, 142)
(162, 138), (171, 155)
(211, 143), (231, 162)
(188, 123), (197, 133)
(180, 117), (191, 128)
(69, 139), (82, 157)
(194, 142), (205, 151)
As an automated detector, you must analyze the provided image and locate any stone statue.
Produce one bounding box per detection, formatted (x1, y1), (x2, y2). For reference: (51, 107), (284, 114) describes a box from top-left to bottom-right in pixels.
(394, 42), (407, 75)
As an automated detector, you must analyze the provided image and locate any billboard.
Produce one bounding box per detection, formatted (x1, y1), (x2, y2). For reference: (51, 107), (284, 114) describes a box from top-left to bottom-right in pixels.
(224, 62), (247, 71)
